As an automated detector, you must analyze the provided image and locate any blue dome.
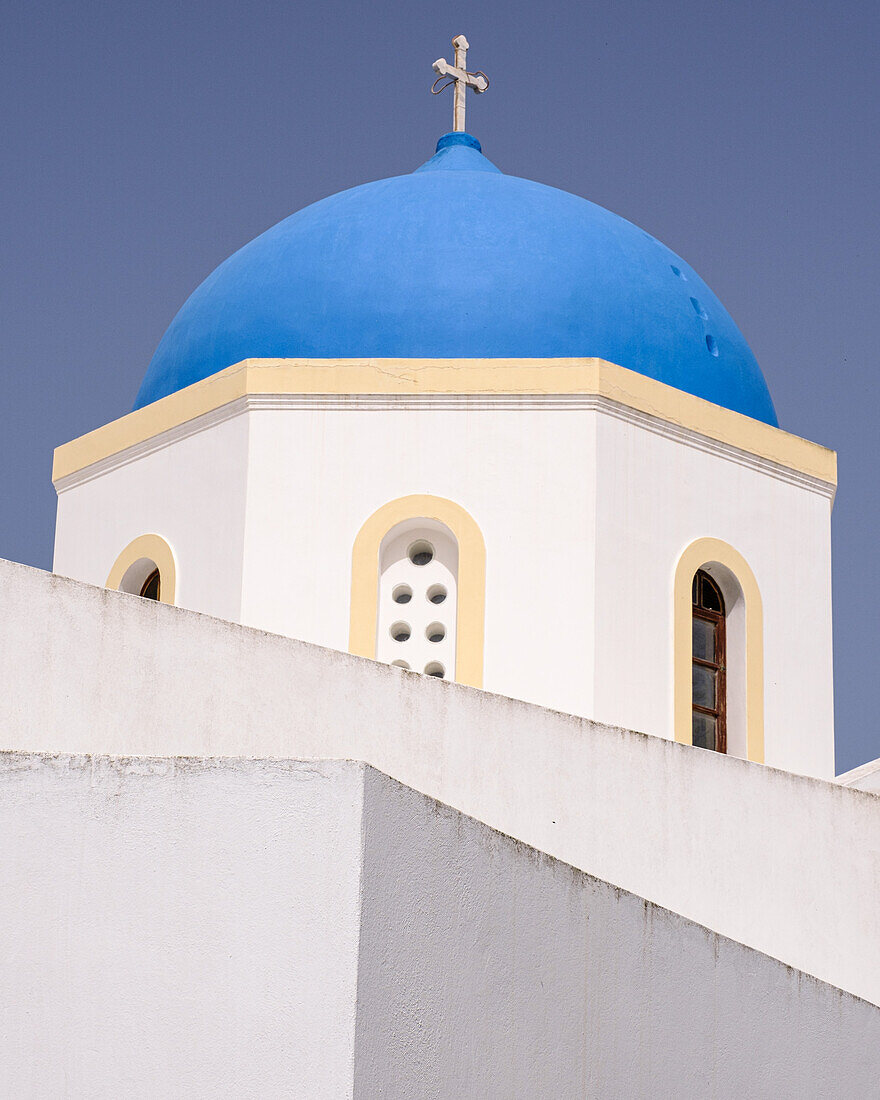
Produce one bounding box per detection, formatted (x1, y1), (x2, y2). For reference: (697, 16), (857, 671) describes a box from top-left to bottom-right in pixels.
(136, 133), (777, 425)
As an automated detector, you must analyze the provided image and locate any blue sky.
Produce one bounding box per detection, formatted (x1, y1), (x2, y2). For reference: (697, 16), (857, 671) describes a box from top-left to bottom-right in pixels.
(2, 0), (878, 770)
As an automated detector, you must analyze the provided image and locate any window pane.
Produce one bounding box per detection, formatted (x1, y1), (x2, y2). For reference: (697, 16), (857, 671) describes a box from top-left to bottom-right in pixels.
(692, 617), (715, 662)
(692, 574), (699, 604)
(140, 569), (160, 601)
(692, 665), (716, 709)
(692, 712), (716, 751)
(701, 578), (722, 612)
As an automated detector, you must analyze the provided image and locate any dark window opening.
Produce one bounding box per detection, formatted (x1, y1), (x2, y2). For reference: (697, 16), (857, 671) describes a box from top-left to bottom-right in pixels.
(139, 568), (161, 601)
(692, 569), (726, 753)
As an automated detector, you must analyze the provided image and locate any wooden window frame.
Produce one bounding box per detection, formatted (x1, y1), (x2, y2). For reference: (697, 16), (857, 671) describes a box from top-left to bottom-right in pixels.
(692, 569), (727, 754)
(139, 567), (161, 601)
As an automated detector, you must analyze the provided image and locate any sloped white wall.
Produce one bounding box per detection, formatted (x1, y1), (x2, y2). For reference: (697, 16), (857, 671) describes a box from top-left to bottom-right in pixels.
(0, 751), (876, 1098)
(356, 767), (880, 1098)
(0, 560), (875, 1006)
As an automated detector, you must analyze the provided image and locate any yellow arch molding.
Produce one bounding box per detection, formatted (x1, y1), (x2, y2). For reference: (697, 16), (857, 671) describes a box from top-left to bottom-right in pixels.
(350, 495), (486, 687)
(106, 533), (177, 606)
(673, 537), (764, 762)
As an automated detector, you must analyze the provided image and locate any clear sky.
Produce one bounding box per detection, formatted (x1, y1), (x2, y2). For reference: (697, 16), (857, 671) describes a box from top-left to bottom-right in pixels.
(2, 0), (878, 771)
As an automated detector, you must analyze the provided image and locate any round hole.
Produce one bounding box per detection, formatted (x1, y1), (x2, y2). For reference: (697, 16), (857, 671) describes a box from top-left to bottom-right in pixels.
(426, 622), (446, 643)
(427, 584), (447, 605)
(424, 662), (445, 678)
(389, 621), (411, 642)
(391, 659), (410, 669)
(408, 540), (434, 566)
(392, 584), (412, 604)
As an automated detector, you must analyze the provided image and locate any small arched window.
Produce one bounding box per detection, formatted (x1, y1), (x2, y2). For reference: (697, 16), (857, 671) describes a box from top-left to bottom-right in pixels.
(350, 495), (485, 687)
(692, 569), (726, 753)
(106, 535), (176, 606)
(376, 520), (458, 680)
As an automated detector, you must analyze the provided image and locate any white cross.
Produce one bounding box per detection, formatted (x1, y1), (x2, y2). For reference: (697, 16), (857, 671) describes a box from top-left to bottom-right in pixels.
(432, 35), (489, 133)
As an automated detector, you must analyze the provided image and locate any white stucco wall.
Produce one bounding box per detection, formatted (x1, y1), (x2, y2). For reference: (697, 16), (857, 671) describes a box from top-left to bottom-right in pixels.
(0, 754), (364, 1098)
(0, 560), (875, 1007)
(53, 395), (835, 777)
(592, 410), (835, 777)
(0, 751), (876, 1098)
(54, 411), (250, 623)
(237, 401), (598, 719)
(356, 767), (880, 1098)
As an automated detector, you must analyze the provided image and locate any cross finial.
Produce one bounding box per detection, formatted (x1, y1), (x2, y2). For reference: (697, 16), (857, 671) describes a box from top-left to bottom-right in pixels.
(431, 35), (489, 133)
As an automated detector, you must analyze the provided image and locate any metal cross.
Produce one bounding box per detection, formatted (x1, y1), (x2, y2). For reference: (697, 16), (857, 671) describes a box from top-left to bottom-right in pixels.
(432, 35), (489, 133)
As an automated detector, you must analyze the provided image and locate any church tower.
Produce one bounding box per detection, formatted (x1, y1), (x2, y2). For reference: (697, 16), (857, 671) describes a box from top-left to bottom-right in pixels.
(51, 41), (837, 778)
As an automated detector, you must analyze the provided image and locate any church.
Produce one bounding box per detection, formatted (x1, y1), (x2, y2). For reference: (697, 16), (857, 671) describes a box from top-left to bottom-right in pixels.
(1, 35), (878, 1097)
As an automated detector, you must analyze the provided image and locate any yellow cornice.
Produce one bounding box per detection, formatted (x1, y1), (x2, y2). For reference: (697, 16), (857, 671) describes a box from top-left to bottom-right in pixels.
(53, 358), (837, 488)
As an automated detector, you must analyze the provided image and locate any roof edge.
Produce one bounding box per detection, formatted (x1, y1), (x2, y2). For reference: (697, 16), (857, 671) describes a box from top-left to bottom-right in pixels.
(53, 358), (837, 489)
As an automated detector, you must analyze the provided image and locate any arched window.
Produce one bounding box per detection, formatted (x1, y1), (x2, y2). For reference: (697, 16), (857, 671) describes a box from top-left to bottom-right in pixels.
(105, 534), (176, 606)
(675, 538), (763, 762)
(376, 520), (458, 679)
(349, 495), (485, 687)
(692, 569), (726, 752)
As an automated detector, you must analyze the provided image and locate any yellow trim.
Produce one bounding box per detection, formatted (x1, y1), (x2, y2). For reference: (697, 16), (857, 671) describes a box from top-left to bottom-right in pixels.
(673, 538), (764, 762)
(53, 358), (836, 487)
(105, 534), (177, 606)
(349, 494), (486, 688)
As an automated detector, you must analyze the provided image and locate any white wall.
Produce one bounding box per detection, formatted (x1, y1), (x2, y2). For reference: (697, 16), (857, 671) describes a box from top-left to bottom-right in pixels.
(593, 411), (835, 777)
(356, 767), (880, 1099)
(53, 395), (834, 777)
(3, 751), (875, 1098)
(54, 411), (250, 623)
(0, 753), (364, 1098)
(837, 757), (880, 793)
(238, 402), (599, 719)
(0, 560), (875, 1007)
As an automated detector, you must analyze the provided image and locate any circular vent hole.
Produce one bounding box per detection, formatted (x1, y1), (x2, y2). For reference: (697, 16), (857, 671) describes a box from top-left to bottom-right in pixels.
(392, 584), (412, 604)
(391, 659), (410, 669)
(408, 540), (434, 566)
(424, 662), (445, 678)
(390, 622), (411, 642)
(427, 584), (447, 605)
(426, 622), (446, 643)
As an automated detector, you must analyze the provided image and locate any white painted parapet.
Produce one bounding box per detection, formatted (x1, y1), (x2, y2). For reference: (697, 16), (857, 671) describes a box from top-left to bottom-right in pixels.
(0, 559), (876, 1006)
(1, 754), (876, 1097)
(837, 757), (880, 793)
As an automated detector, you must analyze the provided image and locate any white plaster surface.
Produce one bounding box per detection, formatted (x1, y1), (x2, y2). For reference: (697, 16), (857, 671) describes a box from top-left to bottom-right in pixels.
(356, 767), (880, 1098)
(0, 754), (364, 1098)
(592, 410), (835, 777)
(54, 411), (249, 624)
(837, 756), (880, 793)
(53, 396), (835, 778)
(0, 560), (876, 1007)
(0, 751), (876, 1098)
